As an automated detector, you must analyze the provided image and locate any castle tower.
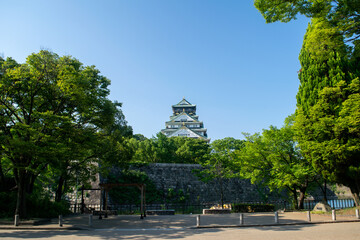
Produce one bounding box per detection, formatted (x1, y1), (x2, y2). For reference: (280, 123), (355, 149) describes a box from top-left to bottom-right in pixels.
(161, 98), (209, 141)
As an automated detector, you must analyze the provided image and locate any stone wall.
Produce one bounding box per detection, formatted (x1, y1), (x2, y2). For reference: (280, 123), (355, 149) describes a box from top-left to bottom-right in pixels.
(73, 163), (344, 206)
(127, 163), (263, 204)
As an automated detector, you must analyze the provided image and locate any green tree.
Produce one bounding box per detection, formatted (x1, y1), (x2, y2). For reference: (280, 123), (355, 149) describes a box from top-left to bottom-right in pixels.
(128, 134), (210, 164)
(234, 117), (317, 209)
(0, 51), (125, 218)
(254, 0), (360, 43)
(295, 79), (360, 205)
(196, 137), (243, 208)
(294, 17), (360, 205)
(297, 17), (349, 115)
(174, 137), (210, 164)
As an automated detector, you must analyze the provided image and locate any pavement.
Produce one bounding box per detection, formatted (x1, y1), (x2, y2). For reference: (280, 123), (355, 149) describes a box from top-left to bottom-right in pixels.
(0, 213), (360, 240)
(0, 211), (359, 230)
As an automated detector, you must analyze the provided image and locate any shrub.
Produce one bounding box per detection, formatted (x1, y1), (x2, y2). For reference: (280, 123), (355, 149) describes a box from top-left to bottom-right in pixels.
(231, 203), (275, 213)
(26, 195), (71, 218)
(0, 191), (17, 218)
(0, 191), (71, 219)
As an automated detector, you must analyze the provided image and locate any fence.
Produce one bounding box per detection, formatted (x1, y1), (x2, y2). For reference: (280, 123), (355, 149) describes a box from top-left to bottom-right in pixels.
(69, 198), (355, 214)
(303, 198), (355, 210)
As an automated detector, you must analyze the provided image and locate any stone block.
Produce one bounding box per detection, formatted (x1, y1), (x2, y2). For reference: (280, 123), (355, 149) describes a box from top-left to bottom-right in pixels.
(313, 202), (332, 212)
(203, 209), (231, 214)
(146, 209), (175, 215)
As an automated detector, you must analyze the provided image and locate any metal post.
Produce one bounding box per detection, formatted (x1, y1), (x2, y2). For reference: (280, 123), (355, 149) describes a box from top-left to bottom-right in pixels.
(104, 190), (108, 218)
(59, 215), (63, 227)
(14, 215), (19, 226)
(307, 211), (311, 222)
(81, 185), (84, 214)
(140, 185), (144, 219)
(144, 185), (146, 217)
(239, 213), (244, 225)
(356, 209), (360, 219)
(332, 209), (336, 221)
(196, 215), (201, 227)
(274, 212), (279, 224)
(89, 214), (93, 227)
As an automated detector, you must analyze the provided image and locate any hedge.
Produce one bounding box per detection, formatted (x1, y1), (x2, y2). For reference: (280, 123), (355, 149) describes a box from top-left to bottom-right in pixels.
(231, 203), (275, 213)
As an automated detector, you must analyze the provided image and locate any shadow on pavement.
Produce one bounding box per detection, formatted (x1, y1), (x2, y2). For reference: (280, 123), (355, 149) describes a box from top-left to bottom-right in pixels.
(0, 213), (355, 239)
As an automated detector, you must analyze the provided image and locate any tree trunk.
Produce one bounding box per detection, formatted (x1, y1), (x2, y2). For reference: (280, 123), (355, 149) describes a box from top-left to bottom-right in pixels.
(323, 180), (327, 202)
(55, 175), (65, 202)
(15, 169), (27, 219)
(0, 160), (5, 184)
(298, 187), (307, 209)
(291, 188), (298, 210)
(26, 173), (37, 194)
(350, 187), (360, 207)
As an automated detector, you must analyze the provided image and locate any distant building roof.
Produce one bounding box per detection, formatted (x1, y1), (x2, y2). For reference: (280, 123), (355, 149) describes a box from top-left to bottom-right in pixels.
(172, 98), (196, 108)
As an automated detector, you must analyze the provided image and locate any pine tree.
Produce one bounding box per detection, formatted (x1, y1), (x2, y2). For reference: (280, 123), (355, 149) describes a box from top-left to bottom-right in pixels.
(296, 17), (348, 115)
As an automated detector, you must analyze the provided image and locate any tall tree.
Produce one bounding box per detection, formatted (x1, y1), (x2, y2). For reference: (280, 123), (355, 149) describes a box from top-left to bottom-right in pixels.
(295, 78), (360, 205)
(296, 17), (349, 115)
(0, 51), (123, 218)
(294, 17), (360, 205)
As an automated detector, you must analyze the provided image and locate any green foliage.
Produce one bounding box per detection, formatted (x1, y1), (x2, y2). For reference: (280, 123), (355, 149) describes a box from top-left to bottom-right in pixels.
(196, 137), (243, 207)
(0, 191), (16, 218)
(26, 197), (71, 219)
(234, 117), (318, 209)
(0, 190), (70, 219)
(297, 17), (349, 115)
(0, 51), (131, 218)
(231, 203), (275, 213)
(166, 188), (189, 204)
(254, 0), (360, 43)
(295, 78), (360, 204)
(294, 13), (360, 205)
(125, 133), (211, 164)
(107, 170), (162, 204)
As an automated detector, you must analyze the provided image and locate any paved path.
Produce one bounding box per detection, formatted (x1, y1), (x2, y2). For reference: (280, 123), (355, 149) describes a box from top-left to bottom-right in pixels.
(1, 222), (360, 240)
(0, 213), (359, 239)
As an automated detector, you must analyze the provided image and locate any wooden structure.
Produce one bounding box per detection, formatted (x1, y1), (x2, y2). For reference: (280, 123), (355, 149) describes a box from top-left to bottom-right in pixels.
(99, 183), (147, 219)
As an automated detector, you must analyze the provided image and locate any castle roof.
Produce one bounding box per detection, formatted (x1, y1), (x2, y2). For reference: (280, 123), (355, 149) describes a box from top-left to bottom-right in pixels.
(167, 112), (199, 123)
(172, 98), (196, 108)
(167, 126), (206, 139)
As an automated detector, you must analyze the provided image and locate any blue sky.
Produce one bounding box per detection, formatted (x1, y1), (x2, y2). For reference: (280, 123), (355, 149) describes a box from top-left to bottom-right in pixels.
(1, 0), (309, 141)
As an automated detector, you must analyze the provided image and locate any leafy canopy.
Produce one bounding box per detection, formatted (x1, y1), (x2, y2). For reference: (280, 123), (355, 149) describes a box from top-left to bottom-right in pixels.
(254, 0), (360, 43)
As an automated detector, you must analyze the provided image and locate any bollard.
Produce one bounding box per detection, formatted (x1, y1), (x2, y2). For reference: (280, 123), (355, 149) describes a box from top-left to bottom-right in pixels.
(356, 209), (360, 219)
(59, 215), (63, 227)
(239, 213), (244, 225)
(274, 212), (279, 224)
(89, 214), (93, 227)
(196, 215), (201, 227)
(99, 214), (102, 220)
(307, 211), (311, 222)
(14, 215), (19, 227)
(332, 210), (336, 221)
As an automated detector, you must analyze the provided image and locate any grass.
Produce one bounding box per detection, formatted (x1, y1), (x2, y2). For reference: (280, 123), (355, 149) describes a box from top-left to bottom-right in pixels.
(335, 206), (360, 216)
(308, 206), (360, 216)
